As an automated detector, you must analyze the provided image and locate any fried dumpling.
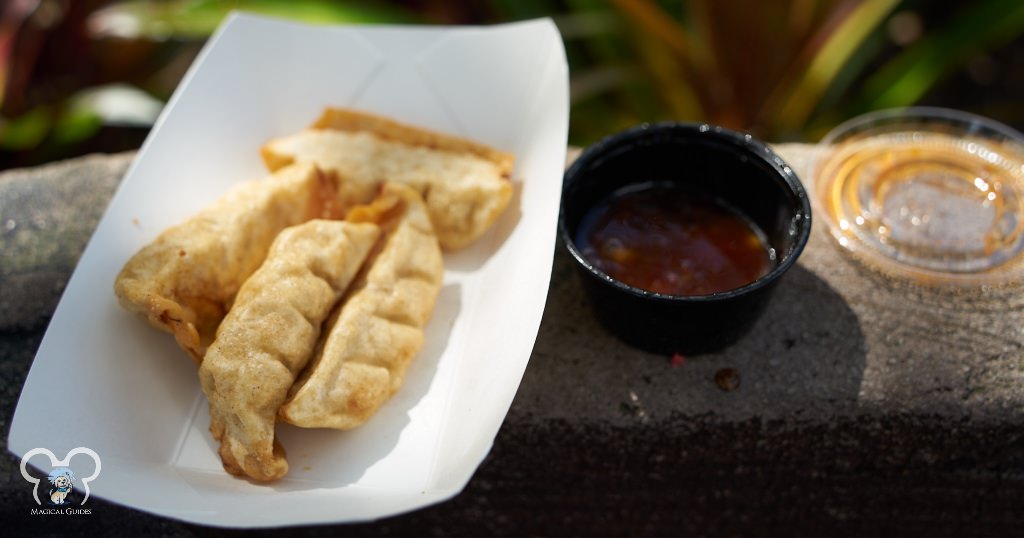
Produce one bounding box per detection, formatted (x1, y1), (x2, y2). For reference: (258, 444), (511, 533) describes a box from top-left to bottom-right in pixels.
(114, 163), (341, 363)
(198, 219), (381, 482)
(261, 107), (514, 250)
(279, 183), (443, 430)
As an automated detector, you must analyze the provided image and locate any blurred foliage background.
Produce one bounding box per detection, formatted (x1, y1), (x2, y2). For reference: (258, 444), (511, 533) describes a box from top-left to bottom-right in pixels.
(1, 0), (1023, 170)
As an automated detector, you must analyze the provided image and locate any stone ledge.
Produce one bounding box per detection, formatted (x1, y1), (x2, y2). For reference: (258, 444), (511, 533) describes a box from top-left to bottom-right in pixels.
(1, 148), (1022, 535)
(0, 152), (132, 331)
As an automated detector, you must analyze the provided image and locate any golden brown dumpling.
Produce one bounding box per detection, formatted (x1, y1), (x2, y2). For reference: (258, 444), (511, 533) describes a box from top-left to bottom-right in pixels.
(279, 183), (443, 430)
(199, 219), (380, 482)
(261, 107), (514, 251)
(114, 163), (343, 363)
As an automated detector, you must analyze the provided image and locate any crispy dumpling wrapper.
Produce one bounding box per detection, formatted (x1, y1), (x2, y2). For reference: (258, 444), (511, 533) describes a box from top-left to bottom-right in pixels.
(279, 183), (443, 430)
(114, 163), (342, 363)
(198, 219), (381, 482)
(261, 107), (514, 251)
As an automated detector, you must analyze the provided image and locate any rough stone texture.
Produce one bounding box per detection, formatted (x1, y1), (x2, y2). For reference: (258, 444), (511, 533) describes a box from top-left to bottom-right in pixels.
(1, 148), (1022, 536)
(0, 152), (133, 331)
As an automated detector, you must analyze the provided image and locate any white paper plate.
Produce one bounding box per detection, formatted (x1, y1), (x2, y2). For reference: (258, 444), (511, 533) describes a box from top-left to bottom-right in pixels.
(8, 13), (568, 527)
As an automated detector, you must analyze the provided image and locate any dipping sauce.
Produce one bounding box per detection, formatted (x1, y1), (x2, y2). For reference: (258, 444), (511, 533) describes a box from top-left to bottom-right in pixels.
(576, 183), (776, 296)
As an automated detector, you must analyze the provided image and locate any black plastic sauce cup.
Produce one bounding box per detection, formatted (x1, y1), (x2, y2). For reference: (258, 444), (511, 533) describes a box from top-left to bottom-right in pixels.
(559, 123), (812, 355)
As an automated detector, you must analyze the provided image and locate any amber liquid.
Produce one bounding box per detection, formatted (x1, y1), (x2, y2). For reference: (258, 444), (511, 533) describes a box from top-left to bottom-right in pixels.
(820, 132), (1024, 274)
(576, 183), (776, 296)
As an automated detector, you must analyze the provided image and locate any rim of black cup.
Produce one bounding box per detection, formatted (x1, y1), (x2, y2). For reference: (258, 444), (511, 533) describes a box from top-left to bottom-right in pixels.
(558, 122), (813, 303)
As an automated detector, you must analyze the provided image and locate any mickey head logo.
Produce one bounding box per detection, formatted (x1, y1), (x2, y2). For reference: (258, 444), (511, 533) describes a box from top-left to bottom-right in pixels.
(20, 447), (102, 506)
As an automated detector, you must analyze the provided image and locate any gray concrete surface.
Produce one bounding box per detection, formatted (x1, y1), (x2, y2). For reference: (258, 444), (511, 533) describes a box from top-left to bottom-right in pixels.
(1, 148), (1022, 536)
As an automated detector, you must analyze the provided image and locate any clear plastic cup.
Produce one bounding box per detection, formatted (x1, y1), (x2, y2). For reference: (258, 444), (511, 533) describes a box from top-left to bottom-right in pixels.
(811, 107), (1024, 286)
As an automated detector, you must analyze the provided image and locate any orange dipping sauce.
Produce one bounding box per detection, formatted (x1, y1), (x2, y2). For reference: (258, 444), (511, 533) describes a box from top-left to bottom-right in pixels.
(576, 183), (776, 296)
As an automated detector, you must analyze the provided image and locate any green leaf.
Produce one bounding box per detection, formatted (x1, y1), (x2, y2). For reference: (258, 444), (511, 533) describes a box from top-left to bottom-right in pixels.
(0, 107), (53, 151)
(609, 0), (705, 121)
(90, 0), (418, 40)
(860, 0), (1024, 111)
(50, 108), (103, 147)
(768, 0), (901, 132)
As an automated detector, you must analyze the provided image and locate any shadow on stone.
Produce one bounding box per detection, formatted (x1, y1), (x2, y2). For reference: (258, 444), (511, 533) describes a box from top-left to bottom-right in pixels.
(514, 250), (868, 423)
(712, 263), (869, 417)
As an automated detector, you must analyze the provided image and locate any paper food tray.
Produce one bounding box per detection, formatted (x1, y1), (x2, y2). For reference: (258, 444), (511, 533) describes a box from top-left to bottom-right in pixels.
(8, 12), (568, 527)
